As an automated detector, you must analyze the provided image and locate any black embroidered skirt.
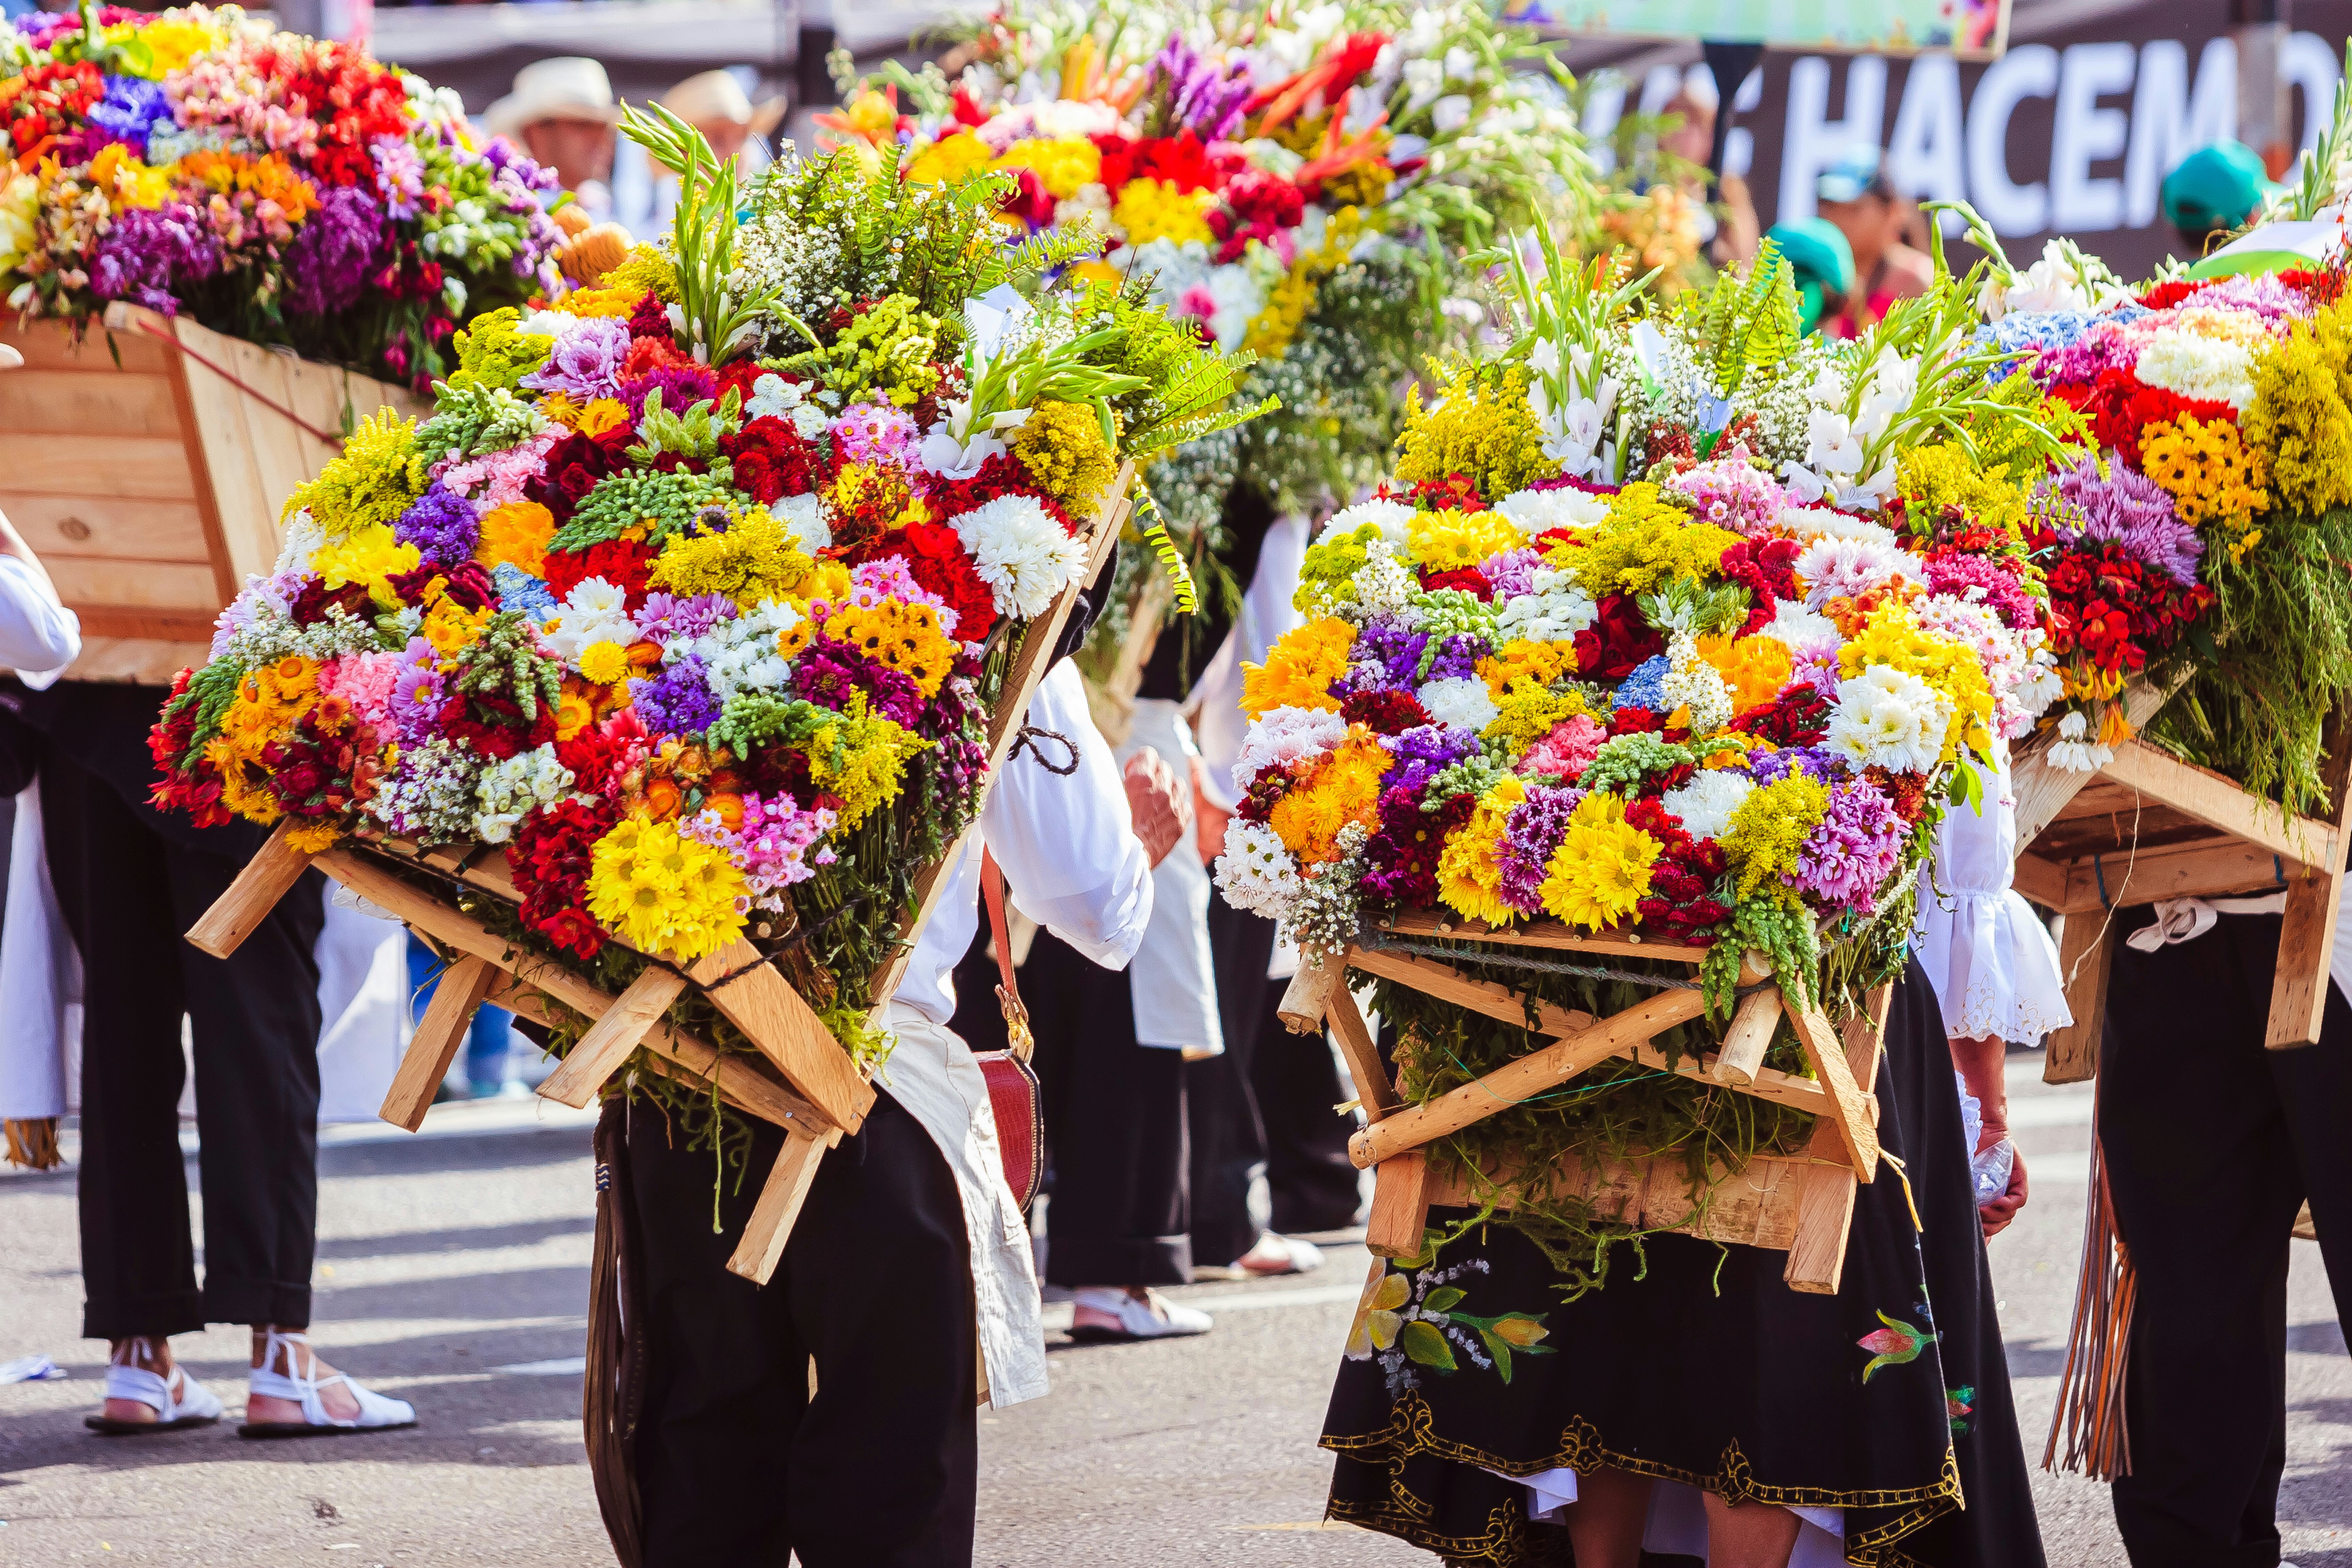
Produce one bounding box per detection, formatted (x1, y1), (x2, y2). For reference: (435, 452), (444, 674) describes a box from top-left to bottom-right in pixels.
(1319, 959), (2044, 1568)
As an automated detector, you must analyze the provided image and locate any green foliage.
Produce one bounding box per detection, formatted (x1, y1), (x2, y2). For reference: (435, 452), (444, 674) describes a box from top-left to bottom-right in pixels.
(443, 308), (552, 393)
(554, 466), (743, 550)
(1079, 280), (1274, 459)
(625, 388), (741, 466)
(450, 612), (563, 720)
(412, 382), (551, 469)
(623, 104), (795, 364)
(1679, 239), (1798, 400)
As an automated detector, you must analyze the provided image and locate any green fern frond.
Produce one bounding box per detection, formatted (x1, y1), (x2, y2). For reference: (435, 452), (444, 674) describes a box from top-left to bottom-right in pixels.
(1129, 483), (1199, 614)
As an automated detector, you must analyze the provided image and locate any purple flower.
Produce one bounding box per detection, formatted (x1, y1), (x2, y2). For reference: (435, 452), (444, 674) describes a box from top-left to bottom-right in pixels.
(793, 635), (923, 728)
(283, 187), (387, 318)
(2045, 455), (2203, 585)
(1421, 633), (1486, 684)
(1495, 784), (1583, 913)
(637, 592), (737, 644)
(80, 75), (172, 158)
(1339, 622), (1428, 696)
(1921, 553), (2039, 630)
(395, 483), (481, 569)
(389, 638), (446, 745)
(2032, 320), (2140, 388)
(1749, 746), (1846, 786)
(1790, 781), (1905, 912)
(88, 203), (218, 315)
(1380, 721), (1482, 795)
(523, 316), (632, 402)
(630, 656), (721, 736)
(371, 135), (426, 221)
(1147, 36), (1253, 140)
(1479, 547), (1543, 599)
(620, 362), (720, 418)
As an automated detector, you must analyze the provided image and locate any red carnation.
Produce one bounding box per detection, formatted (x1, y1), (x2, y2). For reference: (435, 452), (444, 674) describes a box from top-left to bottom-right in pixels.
(1574, 594), (1666, 681)
(873, 523), (999, 639)
(722, 414), (828, 505)
(542, 536), (657, 610)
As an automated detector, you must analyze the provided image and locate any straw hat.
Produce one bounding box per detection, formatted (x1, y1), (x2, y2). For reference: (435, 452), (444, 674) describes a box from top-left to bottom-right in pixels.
(484, 57), (625, 138)
(660, 69), (786, 137)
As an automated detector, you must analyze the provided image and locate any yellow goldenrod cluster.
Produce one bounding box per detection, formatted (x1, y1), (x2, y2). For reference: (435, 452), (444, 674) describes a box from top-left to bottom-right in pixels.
(802, 692), (931, 830)
(1720, 773), (1831, 905)
(2241, 301), (2352, 521)
(1394, 365), (1560, 503)
(287, 410), (422, 538)
(1552, 492), (1738, 599)
(1009, 400), (1118, 520)
(1111, 178), (1216, 246)
(648, 510), (817, 607)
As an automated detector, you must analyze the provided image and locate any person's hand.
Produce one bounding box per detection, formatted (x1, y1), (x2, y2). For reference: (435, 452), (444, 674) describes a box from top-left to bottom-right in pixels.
(1191, 757), (1230, 868)
(1979, 1133), (2027, 1239)
(1123, 750), (1187, 869)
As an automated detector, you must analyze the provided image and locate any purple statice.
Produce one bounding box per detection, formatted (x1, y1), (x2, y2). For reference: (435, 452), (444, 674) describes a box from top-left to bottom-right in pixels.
(637, 591), (736, 644)
(1921, 552), (2039, 630)
(1612, 654), (1671, 714)
(1420, 633), (1485, 684)
(831, 402), (919, 466)
(1790, 781), (1905, 912)
(522, 315), (632, 402)
(1380, 721), (1484, 796)
(619, 361), (720, 417)
(1341, 622), (1428, 695)
(491, 562), (557, 621)
(88, 203), (218, 315)
(1494, 784), (1583, 913)
(371, 135), (426, 221)
(395, 483), (481, 569)
(1147, 35), (1253, 140)
(479, 136), (563, 198)
(1749, 746), (1846, 786)
(630, 656), (720, 736)
(79, 75), (173, 159)
(1478, 546), (1543, 599)
(2031, 319), (2140, 389)
(2047, 455), (2203, 585)
(388, 637), (447, 745)
(283, 187), (387, 318)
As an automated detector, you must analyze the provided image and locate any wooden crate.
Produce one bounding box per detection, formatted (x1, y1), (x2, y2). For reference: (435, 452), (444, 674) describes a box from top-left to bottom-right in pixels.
(185, 465), (1136, 1282)
(1277, 919), (1890, 1296)
(2010, 698), (2352, 1081)
(0, 304), (426, 684)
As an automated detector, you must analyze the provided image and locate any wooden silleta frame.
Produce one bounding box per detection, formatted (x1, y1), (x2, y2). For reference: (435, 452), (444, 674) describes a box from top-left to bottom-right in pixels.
(184, 464), (1136, 1282)
(1276, 911), (1894, 1297)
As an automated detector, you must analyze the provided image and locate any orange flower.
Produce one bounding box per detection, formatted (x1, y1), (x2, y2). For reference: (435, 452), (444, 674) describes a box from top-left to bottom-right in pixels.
(643, 777), (682, 820)
(706, 792), (745, 829)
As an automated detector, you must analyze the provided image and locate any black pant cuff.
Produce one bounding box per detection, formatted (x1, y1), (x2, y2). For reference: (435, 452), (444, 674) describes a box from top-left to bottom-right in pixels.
(202, 1276), (310, 1329)
(84, 1289), (207, 1342)
(1046, 1236), (1193, 1288)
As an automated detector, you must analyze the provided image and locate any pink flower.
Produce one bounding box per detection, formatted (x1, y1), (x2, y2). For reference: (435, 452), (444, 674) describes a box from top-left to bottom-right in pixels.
(1515, 714), (1605, 781)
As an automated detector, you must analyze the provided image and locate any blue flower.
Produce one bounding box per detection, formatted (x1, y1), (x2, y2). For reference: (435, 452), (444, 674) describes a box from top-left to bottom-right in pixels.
(1612, 654), (1670, 713)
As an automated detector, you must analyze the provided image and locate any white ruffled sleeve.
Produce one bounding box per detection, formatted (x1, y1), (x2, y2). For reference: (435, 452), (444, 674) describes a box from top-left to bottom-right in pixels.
(1910, 740), (2075, 1044)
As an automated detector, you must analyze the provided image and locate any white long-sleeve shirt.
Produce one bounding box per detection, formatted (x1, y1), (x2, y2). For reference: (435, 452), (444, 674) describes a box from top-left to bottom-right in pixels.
(881, 658), (1154, 1409)
(0, 552), (80, 688)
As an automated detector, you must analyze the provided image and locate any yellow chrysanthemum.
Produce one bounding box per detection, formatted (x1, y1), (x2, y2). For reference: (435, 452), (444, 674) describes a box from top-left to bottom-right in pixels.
(904, 131), (997, 187)
(575, 398), (632, 438)
(420, 591), (494, 659)
(1478, 638), (1580, 697)
(1267, 732), (1389, 864)
(577, 640), (631, 686)
(2140, 413), (2271, 560)
(310, 524), (421, 609)
(826, 600), (958, 698)
(991, 137), (1101, 199)
(1436, 777), (1525, 927)
(1536, 793), (1661, 931)
(1112, 177), (1216, 246)
(1241, 618), (1354, 717)
(1407, 507), (1523, 572)
(474, 501), (558, 576)
(1697, 633), (1794, 716)
(554, 285), (642, 319)
(1838, 601), (1995, 763)
(283, 821), (345, 855)
(88, 144), (172, 210)
(585, 815), (748, 963)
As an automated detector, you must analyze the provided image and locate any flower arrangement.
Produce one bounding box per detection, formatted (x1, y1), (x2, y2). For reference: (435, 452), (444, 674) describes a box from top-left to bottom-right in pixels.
(0, 1), (564, 386)
(1206, 234), (2067, 1284)
(828, 0), (1604, 653)
(1961, 195), (2352, 813)
(148, 112), (1261, 1066)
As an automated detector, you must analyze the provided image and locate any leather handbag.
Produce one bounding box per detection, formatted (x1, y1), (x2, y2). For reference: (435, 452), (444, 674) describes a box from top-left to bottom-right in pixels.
(970, 850), (1046, 1208)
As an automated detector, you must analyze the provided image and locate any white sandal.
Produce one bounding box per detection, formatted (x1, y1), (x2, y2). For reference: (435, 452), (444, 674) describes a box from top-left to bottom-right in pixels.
(84, 1352), (223, 1436)
(240, 1328), (416, 1439)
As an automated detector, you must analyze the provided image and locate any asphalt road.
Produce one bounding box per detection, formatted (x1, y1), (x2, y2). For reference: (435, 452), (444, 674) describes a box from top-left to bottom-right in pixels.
(2, 1048), (2347, 1568)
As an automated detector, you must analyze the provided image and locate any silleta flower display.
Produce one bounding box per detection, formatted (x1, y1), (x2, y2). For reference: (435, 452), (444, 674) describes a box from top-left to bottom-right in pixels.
(1215, 230), (2065, 1008)
(149, 114), (1259, 1065)
(0, 2), (564, 385)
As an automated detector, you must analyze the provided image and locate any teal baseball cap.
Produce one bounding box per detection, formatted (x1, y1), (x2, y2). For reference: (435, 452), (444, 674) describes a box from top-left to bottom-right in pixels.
(2161, 142), (2280, 236)
(1766, 218), (1855, 335)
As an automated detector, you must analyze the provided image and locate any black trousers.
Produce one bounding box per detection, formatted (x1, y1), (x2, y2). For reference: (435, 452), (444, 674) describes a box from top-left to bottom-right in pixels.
(40, 733), (325, 1339)
(1024, 929), (1192, 1287)
(2101, 908), (2352, 1568)
(626, 1090), (977, 1568)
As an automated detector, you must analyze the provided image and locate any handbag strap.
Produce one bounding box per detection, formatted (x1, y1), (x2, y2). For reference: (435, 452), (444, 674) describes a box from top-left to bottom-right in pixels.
(980, 848), (1035, 1064)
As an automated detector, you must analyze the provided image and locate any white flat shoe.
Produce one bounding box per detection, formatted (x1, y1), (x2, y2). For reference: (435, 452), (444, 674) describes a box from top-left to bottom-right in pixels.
(1067, 1287), (1214, 1341)
(84, 1361), (223, 1435)
(241, 1329), (416, 1439)
(1235, 1232), (1326, 1277)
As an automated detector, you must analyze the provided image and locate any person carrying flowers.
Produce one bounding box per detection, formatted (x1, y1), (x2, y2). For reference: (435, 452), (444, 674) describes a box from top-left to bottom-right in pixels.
(1210, 230), (2068, 1565)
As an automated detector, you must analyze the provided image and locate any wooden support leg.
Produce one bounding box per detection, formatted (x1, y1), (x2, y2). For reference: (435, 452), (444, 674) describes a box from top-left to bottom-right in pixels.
(184, 820), (317, 959)
(1278, 949), (1345, 1034)
(725, 1130), (829, 1284)
(1711, 987), (1782, 1085)
(379, 954), (496, 1131)
(2046, 912), (2116, 1084)
(687, 939), (876, 1133)
(1786, 1003), (1881, 1182)
(1783, 985), (1894, 1295)
(1325, 979), (1402, 1120)
(538, 966), (692, 1108)
(2269, 714), (2352, 1049)
(1363, 1152), (1432, 1260)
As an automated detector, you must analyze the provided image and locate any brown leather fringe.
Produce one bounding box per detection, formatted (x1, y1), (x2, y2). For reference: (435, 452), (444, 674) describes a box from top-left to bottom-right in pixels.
(2043, 1119), (2135, 1481)
(4, 1117), (60, 1171)
(586, 1100), (648, 1568)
